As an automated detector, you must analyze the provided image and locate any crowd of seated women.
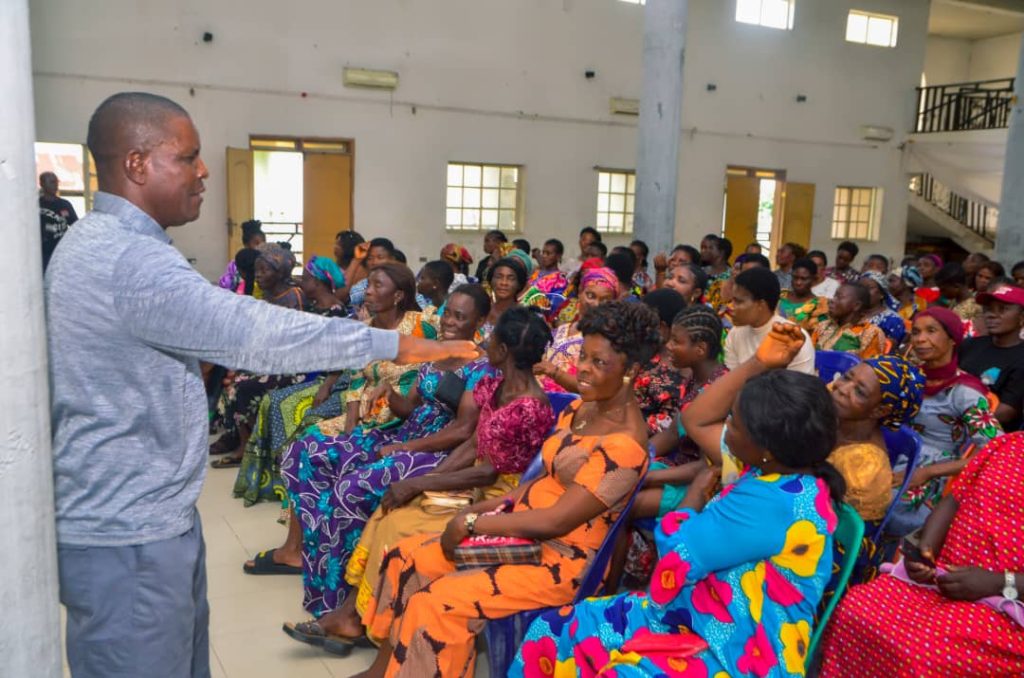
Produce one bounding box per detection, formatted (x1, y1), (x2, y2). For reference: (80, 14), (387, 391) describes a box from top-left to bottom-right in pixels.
(203, 223), (1023, 676)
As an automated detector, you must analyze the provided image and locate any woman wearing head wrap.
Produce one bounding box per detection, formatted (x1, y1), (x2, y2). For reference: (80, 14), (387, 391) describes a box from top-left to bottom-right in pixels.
(827, 355), (926, 581)
(860, 270), (907, 348)
(888, 265), (923, 322)
(916, 253), (943, 305)
(884, 307), (1003, 536)
(439, 243), (473, 294)
(255, 243), (303, 310)
(533, 266), (619, 392)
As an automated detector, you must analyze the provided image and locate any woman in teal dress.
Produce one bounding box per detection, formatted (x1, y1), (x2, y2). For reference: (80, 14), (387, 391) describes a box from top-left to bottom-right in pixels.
(512, 324), (846, 678)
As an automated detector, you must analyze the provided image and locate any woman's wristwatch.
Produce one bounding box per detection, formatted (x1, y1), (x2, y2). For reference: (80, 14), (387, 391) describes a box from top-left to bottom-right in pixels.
(464, 512), (479, 536)
(1003, 571), (1019, 601)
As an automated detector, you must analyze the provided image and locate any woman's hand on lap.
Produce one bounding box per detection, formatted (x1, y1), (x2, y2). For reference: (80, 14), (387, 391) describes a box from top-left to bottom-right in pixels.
(936, 566), (1002, 601)
(381, 480), (419, 512)
(440, 516), (469, 561)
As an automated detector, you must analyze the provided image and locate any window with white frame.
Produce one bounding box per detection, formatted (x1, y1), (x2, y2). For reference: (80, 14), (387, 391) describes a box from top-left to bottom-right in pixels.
(846, 10), (899, 48)
(832, 186), (882, 241)
(596, 170), (635, 234)
(446, 162), (522, 232)
(735, 0), (795, 30)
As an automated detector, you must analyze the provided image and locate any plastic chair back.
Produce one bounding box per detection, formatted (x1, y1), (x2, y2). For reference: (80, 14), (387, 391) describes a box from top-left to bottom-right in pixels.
(546, 391), (580, 418)
(807, 502), (865, 667)
(875, 426), (922, 539)
(483, 471), (646, 677)
(814, 350), (860, 385)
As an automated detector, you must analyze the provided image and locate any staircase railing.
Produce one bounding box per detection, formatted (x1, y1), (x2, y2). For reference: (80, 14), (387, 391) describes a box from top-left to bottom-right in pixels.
(914, 78), (1015, 133)
(909, 174), (998, 243)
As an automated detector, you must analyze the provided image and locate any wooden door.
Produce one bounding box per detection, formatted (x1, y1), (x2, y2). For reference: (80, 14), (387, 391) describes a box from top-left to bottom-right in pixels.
(723, 175), (760, 254)
(226, 147), (254, 257)
(781, 182), (815, 250)
(303, 153), (352, 262)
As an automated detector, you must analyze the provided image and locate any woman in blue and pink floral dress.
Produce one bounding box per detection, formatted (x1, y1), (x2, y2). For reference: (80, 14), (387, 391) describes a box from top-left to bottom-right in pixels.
(512, 326), (844, 678)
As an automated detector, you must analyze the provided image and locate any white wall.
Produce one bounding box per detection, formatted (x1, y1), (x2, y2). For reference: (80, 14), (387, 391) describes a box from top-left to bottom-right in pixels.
(968, 32), (1023, 81)
(675, 0), (930, 258)
(30, 0), (929, 278)
(923, 36), (972, 84)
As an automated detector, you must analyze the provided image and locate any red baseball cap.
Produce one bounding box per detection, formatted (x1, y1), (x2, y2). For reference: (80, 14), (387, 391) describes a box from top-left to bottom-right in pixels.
(976, 285), (1024, 307)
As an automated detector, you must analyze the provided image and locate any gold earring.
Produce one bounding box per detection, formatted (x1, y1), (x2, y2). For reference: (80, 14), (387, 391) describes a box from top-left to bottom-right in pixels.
(623, 376), (632, 384)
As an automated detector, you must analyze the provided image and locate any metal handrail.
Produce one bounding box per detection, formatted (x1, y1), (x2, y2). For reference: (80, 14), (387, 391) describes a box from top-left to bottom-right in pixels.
(909, 174), (998, 242)
(914, 78), (1015, 133)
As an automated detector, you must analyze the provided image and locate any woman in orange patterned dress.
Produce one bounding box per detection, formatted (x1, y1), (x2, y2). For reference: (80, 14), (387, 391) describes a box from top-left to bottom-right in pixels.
(347, 301), (660, 677)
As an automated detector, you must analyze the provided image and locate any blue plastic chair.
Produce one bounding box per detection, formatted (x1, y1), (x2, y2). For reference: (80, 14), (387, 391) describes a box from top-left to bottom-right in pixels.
(546, 391), (580, 418)
(814, 350), (860, 385)
(482, 475), (646, 677)
(874, 426), (923, 540)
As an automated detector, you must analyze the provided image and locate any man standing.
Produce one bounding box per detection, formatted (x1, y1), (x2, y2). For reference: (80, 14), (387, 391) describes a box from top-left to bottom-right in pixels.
(45, 92), (474, 678)
(38, 170), (78, 269)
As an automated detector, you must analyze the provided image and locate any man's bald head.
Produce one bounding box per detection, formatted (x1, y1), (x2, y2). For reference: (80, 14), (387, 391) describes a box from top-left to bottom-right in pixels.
(86, 92), (208, 229)
(87, 92), (191, 180)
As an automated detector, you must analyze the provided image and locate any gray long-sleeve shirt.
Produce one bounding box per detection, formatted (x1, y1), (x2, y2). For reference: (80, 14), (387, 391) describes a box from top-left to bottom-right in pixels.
(45, 192), (399, 546)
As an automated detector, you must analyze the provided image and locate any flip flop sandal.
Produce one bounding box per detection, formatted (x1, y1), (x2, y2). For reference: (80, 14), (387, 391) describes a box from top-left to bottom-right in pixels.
(323, 634), (376, 656)
(210, 456), (242, 469)
(242, 549), (302, 575)
(282, 620), (329, 647)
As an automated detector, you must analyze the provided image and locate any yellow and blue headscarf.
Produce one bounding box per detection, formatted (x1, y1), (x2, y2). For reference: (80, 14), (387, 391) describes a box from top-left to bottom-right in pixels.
(864, 356), (925, 430)
(305, 256), (345, 292)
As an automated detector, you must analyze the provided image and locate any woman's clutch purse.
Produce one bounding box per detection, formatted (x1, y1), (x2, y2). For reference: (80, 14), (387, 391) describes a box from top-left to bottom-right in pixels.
(420, 489), (481, 515)
(451, 500), (541, 569)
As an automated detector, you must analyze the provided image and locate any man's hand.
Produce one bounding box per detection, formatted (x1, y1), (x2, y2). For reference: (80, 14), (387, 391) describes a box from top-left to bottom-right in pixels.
(755, 322), (806, 369)
(395, 336), (479, 365)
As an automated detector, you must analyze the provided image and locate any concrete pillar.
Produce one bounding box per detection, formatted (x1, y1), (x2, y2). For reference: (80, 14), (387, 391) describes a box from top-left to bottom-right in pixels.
(633, 0), (688, 257)
(0, 1), (62, 676)
(995, 37), (1024, 266)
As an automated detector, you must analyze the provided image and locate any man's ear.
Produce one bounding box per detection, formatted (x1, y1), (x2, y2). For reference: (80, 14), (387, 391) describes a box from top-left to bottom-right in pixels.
(124, 149), (149, 186)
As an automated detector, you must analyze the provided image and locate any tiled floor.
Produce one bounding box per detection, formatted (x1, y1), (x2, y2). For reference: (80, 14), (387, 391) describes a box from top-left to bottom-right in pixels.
(198, 465), (377, 678)
(60, 462), (495, 677)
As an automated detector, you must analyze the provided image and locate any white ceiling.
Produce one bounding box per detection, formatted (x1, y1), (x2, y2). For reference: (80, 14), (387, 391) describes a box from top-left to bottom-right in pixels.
(929, 0), (1024, 40)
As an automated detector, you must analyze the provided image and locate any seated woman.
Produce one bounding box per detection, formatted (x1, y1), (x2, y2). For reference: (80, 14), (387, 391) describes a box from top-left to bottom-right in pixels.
(513, 325), (845, 678)
(860, 271), (908, 349)
(960, 284), (1024, 431)
(662, 261), (708, 306)
(533, 266), (618, 392)
(820, 433), (1024, 677)
(778, 257), (830, 332)
(346, 237), (398, 311)
(210, 244), (307, 467)
(638, 306), (729, 514)
(233, 255), (350, 503)
(440, 243), (473, 291)
(887, 307), (1002, 537)
(282, 307), (555, 648)
(811, 282), (886, 359)
(352, 301), (659, 678)
(241, 278), (468, 580)
(482, 256), (528, 340)
(635, 288), (690, 434)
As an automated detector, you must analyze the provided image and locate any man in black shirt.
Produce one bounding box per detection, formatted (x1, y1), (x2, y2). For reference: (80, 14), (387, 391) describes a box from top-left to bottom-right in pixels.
(39, 171), (78, 269)
(960, 284), (1024, 431)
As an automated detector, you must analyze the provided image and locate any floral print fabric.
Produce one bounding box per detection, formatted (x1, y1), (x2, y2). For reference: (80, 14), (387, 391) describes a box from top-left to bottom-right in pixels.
(512, 469), (836, 678)
(634, 353), (688, 435)
(812, 319), (886, 359)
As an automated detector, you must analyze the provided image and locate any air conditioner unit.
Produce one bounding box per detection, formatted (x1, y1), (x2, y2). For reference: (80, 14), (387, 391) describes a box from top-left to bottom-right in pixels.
(610, 97), (640, 115)
(860, 124), (894, 142)
(343, 68), (399, 90)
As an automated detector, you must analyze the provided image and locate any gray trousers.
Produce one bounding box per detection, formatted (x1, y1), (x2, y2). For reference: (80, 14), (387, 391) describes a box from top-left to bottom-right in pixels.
(58, 516), (210, 678)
